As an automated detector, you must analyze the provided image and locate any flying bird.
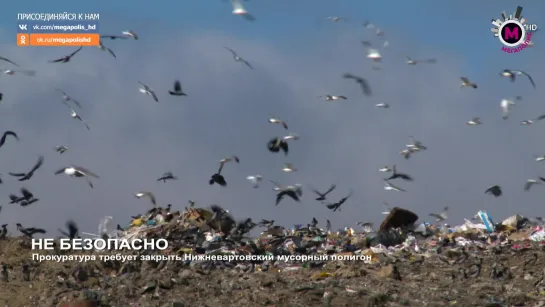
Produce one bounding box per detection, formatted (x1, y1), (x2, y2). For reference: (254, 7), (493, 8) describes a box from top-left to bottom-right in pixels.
(386, 165), (413, 181)
(2, 69), (36, 76)
(379, 166), (392, 173)
(9, 155), (44, 181)
(320, 95), (347, 101)
(246, 175), (263, 188)
(400, 148), (418, 160)
(326, 190), (353, 212)
(0, 93), (3, 102)
(258, 219), (274, 227)
(536, 155), (545, 162)
(135, 192), (156, 206)
(267, 137), (291, 155)
(429, 206), (448, 222)
(210, 156), (239, 187)
(122, 30), (138, 40)
(406, 56), (437, 65)
(343, 73), (372, 96)
(138, 82), (159, 102)
(362, 21), (385, 36)
(282, 163), (297, 173)
(10, 187), (38, 207)
(310, 184), (336, 201)
(0, 131), (18, 148)
(48, 46), (83, 63)
(157, 172), (177, 183)
(485, 185), (502, 197)
(375, 103), (390, 108)
(269, 180), (284, 191)
(224, 46), (253, 69)
(100, 34), (129, 40)
(69, 108), (90, 130)
(460, 77), (478, 89)
(0, 56), (19, 67)
(16, 223), (46, 238)
(407, 136), (427, 151)
(275, 184), (302, 206)
(524, 179), (542, 191)
(54, 165), (99, 188)
(97, 41), (116, 58)
(58, 220), (79, 239)
(54, 145), (68, 154)
(520, 114), (545, 126)
(219, 156), (240, 172)
(56, 88), (83, 109)
(466, 117), (482, 126)
(282, 134), (299, 141)
(383, 180), (406, 192)
(366, 48), (382, 62)
(231, 0), (255, 21)
(168, 80), (187, 96)
(381, 202), (391, 215)
(500, 69), (536, 89)
(322, 16), (348, 23)
(268, 118), (288, 129)
(500, 97), (519, 120)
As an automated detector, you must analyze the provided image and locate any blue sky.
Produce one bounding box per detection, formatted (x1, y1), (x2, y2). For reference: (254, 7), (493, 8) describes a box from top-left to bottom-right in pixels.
(0, 1), (543, 235)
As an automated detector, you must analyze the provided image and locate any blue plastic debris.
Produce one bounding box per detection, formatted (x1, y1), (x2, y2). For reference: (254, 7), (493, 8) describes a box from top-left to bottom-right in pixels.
(477, 210), (495, 233)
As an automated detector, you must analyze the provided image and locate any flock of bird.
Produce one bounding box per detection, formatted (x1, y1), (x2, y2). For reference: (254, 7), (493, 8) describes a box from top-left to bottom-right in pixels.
(0, 1), (542, 239)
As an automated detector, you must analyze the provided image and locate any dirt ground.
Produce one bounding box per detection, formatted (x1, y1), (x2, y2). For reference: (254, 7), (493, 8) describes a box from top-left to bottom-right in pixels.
(1, 237), (545, 307)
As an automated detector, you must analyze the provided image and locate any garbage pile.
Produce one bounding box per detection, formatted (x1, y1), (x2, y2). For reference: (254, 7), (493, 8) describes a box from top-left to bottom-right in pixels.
(2, 204), (545, 306)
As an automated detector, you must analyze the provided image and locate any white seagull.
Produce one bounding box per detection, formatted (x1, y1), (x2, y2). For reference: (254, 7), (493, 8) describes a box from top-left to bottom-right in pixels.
(69, 108), (90, 131)
(407, 136), (427, 151)
(366, 48), (382, 62)
(535, 155), (545, 162)
(466, 117), (482, 126)
(97, 41), (116, 58)
(54, 165), (99, 188)
(322, 16), (349, 23)
(520, 114), (545, 126)
(138, 81), (159, 102)
(500, 97), (520, 120)
(282, 163), (297, 173)
(383, 180), (406, 192)
(429, 206), (448, 222)
(224, 46), (253, 69)
(122, 30), (138, 40)
(269, 180), (285, 192)
(362, 21), (384, 36)
(379, 166), (392, 173)
(246, 175), (263, 188)
(231, 0), (255, 21)
(56, 88), (82, 109)
(135, 192), (156, 205)
(268, 117), (288, 129)
(400, 147), (417, 160)
(460, 77), (478, 89)
(2, 69), (35, 76)
(381, 202), (391, 214)
(320, 95), (347, 101)
(500, 69), (536, 89)
(524, 179), (542, 191)
(375, 103), (390, 108)
(406, 56), (436, 65)
(282, 134), (299, 141)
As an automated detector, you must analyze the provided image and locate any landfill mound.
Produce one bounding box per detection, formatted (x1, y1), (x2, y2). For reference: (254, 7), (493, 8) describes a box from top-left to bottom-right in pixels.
(1, 206), (545, 306)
